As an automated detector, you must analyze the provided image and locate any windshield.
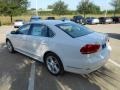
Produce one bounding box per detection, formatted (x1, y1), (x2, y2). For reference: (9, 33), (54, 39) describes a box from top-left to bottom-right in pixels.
(56, 23), (93, 38)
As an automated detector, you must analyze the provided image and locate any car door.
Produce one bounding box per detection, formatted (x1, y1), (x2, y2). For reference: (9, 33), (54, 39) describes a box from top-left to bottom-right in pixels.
(26, 24), (49, 60)
(12, 24), (31, 51)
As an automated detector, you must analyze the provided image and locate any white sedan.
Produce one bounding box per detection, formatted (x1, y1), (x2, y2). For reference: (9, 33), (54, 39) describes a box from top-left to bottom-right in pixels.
(105, 17), (113, 24)
(14, 19), (24, 28)
(6, 20), (111, 75)
(92, 18), (100, 24)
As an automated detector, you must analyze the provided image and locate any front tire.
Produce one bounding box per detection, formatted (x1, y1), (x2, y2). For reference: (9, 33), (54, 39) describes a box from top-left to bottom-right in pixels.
(44, 53), (64, 76)
(6, 40), (15, 53)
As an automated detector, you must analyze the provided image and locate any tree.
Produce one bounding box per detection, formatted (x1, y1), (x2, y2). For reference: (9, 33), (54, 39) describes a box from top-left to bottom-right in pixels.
(110, 0), (120, 16)
(30, 8), (36, 11)
(51, 0), (68, 15)
(77, 0), (101, 18)
(47, 5), (53, 9)
(0, 0), (29, 23)
(77, 0), (90, 18)
(88, 3), (101, 14)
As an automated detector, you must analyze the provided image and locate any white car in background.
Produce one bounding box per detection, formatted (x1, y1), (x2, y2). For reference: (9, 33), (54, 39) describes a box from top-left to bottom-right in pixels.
(105, 17), (113, 24)
(92, 18), (100, 24)
(14, 19), (24, 28)
(6, 20), (111, 76)
(86, 17), (99, 24)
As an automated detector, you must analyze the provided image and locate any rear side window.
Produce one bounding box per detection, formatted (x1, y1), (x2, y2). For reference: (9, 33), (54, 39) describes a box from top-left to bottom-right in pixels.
(48, 29), (54, 37)
(30, 24), (55, 38)
(30, 24), (47, 37)
(56, 23), (93, 38)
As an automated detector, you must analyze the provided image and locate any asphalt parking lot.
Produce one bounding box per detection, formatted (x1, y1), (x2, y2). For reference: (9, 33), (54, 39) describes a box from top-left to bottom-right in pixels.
(0, 24), (120, 90)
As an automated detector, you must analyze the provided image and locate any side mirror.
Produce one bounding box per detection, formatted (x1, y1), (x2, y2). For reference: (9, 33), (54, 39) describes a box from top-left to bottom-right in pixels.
(11, 31), (17, 34)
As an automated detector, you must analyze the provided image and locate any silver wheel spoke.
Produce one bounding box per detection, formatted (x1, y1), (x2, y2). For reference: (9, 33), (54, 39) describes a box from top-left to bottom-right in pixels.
(46, 56), (60, 74)
(53, 64), (59, 73)
(47, 60), (52, 71)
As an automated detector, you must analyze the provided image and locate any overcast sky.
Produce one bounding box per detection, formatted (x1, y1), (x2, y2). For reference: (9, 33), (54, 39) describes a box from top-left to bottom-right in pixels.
(28, 0), (113, 10)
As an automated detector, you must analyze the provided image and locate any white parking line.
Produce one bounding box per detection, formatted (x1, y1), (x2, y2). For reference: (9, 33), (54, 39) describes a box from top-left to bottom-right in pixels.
(109, 59), (120, 68)
(0, 44), (6, 48)
(28, 61), (36, 90)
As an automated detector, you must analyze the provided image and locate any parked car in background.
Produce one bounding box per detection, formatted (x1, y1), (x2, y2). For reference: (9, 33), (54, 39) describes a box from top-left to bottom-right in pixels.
(111, 16), (120, 23)
(99, 17), (106, 24)
(105, 17), (113, 24)
(30, 16), (42, 22)
(6, 20), (111, 76)
(46, 17), (55, 20)
(86, 17), (99, 24)
(59, 17), (70, 21)
(99, 17), (113, 24)
(72, 16), (85, 24)
(14, 19), (24, 28)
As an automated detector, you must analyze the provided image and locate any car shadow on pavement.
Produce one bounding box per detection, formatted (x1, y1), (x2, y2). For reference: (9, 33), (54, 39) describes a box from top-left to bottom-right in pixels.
(36, 61), (120, 90)
(35, 62), (101, 90)
(88, 66), (120, 90)
(0, 43), (33, 90)
(107, 33), (120, 40)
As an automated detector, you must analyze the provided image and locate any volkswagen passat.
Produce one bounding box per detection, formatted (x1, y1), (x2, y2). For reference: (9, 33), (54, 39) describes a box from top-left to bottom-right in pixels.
(6, 20), (111, 76)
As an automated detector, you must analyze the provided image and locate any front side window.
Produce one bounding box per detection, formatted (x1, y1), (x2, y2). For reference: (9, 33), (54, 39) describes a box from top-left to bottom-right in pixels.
(17, 24), (30, 35)
(30, 24), (48, 37)
(56, 23), (93, 38)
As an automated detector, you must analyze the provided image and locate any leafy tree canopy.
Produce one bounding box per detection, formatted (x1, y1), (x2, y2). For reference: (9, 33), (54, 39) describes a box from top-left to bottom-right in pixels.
(0, 0), (29, 22)
(51, 0), (68, 15)
(77, 0), (101, 17)
(110, 0), (120, 16)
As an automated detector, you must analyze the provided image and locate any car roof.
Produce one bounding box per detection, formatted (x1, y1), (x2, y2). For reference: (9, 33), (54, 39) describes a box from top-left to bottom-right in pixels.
(47, 16), (55, 18)
(28, 20), (66, 26)
(86, 17), (95, 19)
(31, 16), (41, 18)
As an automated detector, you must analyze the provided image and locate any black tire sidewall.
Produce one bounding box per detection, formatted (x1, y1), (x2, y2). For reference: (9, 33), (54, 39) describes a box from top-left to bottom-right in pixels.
(44, 53), (64, 76)
(6, 40), (14, 53)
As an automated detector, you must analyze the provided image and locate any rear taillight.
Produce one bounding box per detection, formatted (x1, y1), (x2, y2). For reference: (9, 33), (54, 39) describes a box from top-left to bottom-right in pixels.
(80, 44), (100, 54)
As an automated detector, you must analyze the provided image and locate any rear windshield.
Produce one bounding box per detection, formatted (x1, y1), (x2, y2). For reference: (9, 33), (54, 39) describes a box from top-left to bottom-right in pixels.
(32, 17), (41, 19)
(30, 18), (41, 22)
(56, 23), (93, 38)
(15, 20), (23, 22)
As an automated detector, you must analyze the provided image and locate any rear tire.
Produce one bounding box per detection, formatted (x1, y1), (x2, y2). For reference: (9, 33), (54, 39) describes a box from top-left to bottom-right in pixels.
(44, 53), (64, 76)
(6, 40), (15, 53)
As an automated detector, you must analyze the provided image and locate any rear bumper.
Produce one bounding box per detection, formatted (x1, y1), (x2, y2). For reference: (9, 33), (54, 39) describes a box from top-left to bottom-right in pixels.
(65, 45), (111, 74)
(66, 55), (109, 74)
(14, 24), (23, 28)
(14, 26), (20, 28)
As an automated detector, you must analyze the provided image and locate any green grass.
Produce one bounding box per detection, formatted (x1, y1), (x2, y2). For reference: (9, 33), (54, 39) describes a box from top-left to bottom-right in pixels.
(0, 14), (120, 25)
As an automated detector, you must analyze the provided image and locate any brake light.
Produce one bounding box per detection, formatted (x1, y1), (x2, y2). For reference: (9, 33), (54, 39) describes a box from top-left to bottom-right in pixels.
(80, 44), (100, 54)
